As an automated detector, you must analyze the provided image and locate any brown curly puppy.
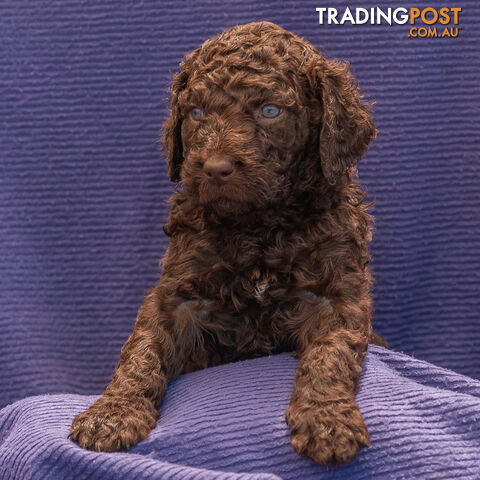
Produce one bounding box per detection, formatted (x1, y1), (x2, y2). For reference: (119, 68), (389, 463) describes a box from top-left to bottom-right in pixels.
(69, 21), (384, 466)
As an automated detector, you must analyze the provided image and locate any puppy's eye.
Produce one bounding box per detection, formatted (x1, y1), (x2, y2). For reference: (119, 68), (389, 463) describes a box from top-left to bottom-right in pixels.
(261, 105), (281, 118)
(191, 107), (203, 120)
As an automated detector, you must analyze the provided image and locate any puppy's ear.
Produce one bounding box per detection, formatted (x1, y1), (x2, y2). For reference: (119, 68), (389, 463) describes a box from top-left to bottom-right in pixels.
(306, 56), (376, 184)
(162, 68), (188, 182)
(162, 46), (200, 183)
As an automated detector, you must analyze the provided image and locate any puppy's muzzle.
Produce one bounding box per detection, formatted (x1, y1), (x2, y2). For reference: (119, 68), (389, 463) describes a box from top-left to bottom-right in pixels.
(203, 155), (234, 184)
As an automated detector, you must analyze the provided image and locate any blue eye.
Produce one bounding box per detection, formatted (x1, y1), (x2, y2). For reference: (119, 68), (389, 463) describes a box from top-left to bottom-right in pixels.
(191, 107), (203, 120)
(261, 105), (281, 118)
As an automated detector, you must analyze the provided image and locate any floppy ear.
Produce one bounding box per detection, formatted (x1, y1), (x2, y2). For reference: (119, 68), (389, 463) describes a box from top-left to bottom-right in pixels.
(161, 41), (206, 185)
(306, 56), (376, 185)
(162, 68), (189, 182)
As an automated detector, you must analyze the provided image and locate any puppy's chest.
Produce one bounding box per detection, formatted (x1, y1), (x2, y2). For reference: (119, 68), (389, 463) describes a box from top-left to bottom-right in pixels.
(215, 235), (308, 307)
(181, 234), (324, 357)
(239, 267), (275, 305)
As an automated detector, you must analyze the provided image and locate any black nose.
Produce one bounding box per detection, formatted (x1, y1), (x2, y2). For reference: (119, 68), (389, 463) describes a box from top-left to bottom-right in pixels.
(203, 156), (234, 182)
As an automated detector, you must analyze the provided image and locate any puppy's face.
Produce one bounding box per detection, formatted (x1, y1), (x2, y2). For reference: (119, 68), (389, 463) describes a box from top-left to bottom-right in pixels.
(177, 68), (310, 216)
(163, 22), (376, 218)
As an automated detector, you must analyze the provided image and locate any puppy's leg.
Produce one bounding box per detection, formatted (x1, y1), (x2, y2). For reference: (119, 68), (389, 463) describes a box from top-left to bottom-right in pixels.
(286, 328), (369, 465)
(286, 297), (371, 465)
(69, 289), (190, 452)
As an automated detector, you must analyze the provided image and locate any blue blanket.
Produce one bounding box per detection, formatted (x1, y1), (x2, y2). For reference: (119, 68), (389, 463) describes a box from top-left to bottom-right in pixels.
(1, 346), (480, 479)
(1, 0), (479, 412)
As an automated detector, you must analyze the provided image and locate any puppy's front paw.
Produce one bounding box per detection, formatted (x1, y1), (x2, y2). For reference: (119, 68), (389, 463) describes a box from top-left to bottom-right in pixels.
(285, 399), (369, 466)
(69, 395), (159, 452)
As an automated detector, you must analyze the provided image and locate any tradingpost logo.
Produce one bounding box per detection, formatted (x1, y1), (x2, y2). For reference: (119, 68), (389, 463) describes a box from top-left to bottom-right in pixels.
(316, 7), (463, 38)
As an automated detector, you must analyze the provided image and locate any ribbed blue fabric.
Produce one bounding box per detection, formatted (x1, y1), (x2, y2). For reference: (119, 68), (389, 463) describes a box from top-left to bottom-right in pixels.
(1, 347), (480, 480)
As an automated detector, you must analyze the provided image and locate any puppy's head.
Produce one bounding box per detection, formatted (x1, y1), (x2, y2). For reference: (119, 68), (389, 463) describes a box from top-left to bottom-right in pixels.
(162, 21), (375, 217)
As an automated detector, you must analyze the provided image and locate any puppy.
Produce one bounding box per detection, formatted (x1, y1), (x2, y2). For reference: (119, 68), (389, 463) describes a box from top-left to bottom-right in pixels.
(70, 21), (383, 466)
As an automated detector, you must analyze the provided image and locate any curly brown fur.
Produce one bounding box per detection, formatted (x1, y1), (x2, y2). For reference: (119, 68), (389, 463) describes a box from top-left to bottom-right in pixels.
(69, 21), (385, 465)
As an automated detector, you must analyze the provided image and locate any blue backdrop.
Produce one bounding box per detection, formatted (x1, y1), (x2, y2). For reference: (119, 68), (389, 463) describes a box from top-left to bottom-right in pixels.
(1, 0), (479, 409)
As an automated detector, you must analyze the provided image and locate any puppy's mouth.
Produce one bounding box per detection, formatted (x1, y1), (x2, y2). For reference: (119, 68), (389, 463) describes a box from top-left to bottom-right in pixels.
(198, 179), (240, 203)
(184, 166), (271, 216)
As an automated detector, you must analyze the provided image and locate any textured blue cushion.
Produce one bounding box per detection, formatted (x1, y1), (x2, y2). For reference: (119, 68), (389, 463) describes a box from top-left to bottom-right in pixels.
(1, 0), (479, 411)
(1, 346), (480, 480)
